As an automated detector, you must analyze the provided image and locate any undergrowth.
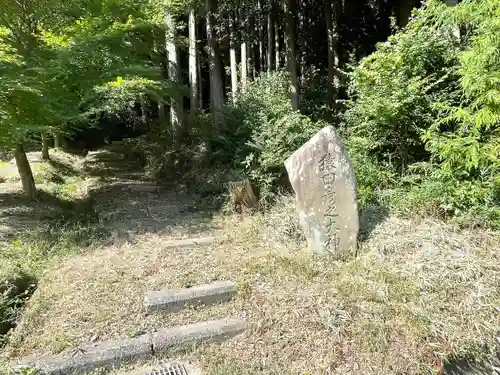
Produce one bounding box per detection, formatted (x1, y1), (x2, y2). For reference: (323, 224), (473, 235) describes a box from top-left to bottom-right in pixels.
(231, 194), (500, 372)
(0, 151), (107, 347)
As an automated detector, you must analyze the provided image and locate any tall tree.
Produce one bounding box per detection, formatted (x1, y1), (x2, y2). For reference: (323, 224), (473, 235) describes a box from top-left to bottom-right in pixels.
(165, 10), (185, 141)
(257, 0), (265, 72)
(275, 19), (281, 69)
(325, 0), (341, 104)
(285, 0), (299, 109)
(230, 10), (239, 101)
(206, 0), (224, 123)
(41, 133), (50, 160)
(240, 5), (248, 92)
(188, 9), (199, 111)
(397, 0), (421, 27)
(54, 133), (63, 148)
(267, 0), (276, 73)
(0, 0), (50, 197)
(14, 144), (36, 199)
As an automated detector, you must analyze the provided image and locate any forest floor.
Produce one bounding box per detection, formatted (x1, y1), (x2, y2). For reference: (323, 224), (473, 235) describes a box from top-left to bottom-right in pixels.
(0, 146), (499, 375)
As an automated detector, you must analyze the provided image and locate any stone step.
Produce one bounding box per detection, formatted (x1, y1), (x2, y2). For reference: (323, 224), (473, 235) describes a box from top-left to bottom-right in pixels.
(144, 281), (237, 313)
(12, 318), (247, 375)
(161, 235), (229, 250)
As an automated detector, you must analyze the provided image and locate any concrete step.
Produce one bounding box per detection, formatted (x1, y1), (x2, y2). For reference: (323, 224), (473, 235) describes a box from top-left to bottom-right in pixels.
(12, 318), (247, 375)
(144, 281), (237, 313)
(161, 235), (229, 250)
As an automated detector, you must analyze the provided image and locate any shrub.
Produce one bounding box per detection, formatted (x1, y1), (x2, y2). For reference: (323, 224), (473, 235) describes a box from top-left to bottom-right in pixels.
(244, 111), (323, 203)
(0, 261), (36, 346)
(194, 72), (324, 203)
(343, 136), (396, 210)
(209, 72), (293, 167)
(344, 1), (459, 171)
(344, 0), (499, 228)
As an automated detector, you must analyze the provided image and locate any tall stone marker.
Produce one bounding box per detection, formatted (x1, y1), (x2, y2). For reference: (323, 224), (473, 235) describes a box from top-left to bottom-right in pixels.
(284, 126), (359, 256)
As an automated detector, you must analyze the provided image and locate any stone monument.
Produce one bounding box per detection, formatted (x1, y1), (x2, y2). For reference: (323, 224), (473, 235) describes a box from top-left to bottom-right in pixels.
(284, 125), (359, 256)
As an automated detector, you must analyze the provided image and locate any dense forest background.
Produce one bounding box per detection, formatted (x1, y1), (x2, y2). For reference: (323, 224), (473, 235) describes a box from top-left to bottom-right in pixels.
(0, 0), (498, 228)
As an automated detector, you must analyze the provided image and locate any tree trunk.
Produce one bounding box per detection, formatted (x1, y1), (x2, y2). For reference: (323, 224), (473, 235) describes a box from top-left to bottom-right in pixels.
(397, 0), (420, 27)
(165, 10), (185, 141)
(189, 9), (199, 111)
(241, 40), (248, 92)
(257, 0), (265, 73)
(230, 11), (238, 101)
(248, 13), (258, 79)
(297, 0), (305, 80)
(54, 134), (63, 148)
(197, 48), (203, 108)
(14, 143), (36, 199)
(325, 0), (341, 104)
(240, 9), (248, 93)
(267, 0), (276, 73)
(140, 97), (149, 126)
(250, 42), (257, 79)
(206, 0), (225, 123)
(158, 102), (166, 123)
(41, 133), (50, 160)
(239, 2), (248, 92)
(275, 20), (281, 69)
(285, 0), (299, 109)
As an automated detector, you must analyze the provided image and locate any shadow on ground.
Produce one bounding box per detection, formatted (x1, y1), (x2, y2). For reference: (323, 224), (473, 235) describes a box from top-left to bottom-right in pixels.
(358, 204), (390, 242)
(444, 354), (500, 375)
(81, 147), (146, 182)
(0, 146), (222, 253)
(0, 184), (221, 253)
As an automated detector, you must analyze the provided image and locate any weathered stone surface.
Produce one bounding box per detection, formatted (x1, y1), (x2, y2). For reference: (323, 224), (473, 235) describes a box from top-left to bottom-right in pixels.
(13, 334), (153, 375)
(151, 318), (247, 354)
(161, 235), (229, 249)
(144, 280), (237, 313)
(12, 318), (246, 375)
(284, 125), (359, 256)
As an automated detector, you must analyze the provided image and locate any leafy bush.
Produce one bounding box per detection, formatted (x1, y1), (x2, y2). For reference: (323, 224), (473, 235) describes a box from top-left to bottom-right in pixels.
(244, 111), (323, 202)
(343, 136), (396, 209)
(140, 72), (324, 203)
(215, 72), (323, 202)
(209, 72), (293, 167)
(344, 2), (459, 171)
(345, 0), (499, 228)
(0, 261), (36, 346)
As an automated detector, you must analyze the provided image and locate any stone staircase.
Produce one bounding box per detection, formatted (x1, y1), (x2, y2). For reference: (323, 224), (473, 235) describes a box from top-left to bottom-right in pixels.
(11, 236), (247, 375)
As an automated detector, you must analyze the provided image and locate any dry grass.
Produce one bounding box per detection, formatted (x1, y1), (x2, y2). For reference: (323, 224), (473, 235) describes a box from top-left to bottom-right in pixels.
(1, 191), (498, 375)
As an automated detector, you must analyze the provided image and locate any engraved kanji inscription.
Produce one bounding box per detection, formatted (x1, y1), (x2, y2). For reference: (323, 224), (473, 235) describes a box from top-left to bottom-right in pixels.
(320, 153), (340, 253)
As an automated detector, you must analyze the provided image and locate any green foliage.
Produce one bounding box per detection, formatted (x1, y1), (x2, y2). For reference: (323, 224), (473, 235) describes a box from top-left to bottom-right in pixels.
(345, 0), (499, 228)
(0, 268), (36, 347)
(211, 72), (293, 165)
(343, 136), (396, 209)
(344, 1), (459, 170)
(214, 72), (323, 202)
(244, 111), (323, 202)
(0, 0), (173, 150)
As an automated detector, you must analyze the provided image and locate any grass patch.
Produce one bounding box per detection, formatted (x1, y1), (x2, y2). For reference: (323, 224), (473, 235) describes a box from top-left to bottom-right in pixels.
(0, 151), (106, 348)
(1, 185), (497, 374)
(220, 195), (500, 373)
(0, 193), (108, 347)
